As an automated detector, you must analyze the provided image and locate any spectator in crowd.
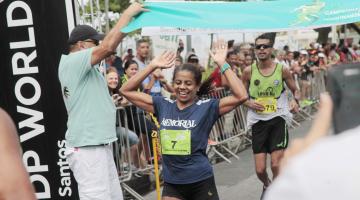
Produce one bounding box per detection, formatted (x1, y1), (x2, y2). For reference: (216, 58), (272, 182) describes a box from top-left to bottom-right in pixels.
(0, 108), (36, 200)
(122, 60), (139, 84)
(298, 50), (311, 100)
(239, 42), (252, 56)
(323, 42), (331, 59)
(308, 49), (320, 72)
(106, 66), (141, 169)
(122, 59), (174, 163)
(177, 39), (185, 57)
(122, 48), (134, 64)
(245, 54), (254, 67)
(275, 50), (289, 68)
(187, 53), (205, 73)
(226, 51), (241, 76)
(133, 39), (174, 96)
(328, 43), (340, 65)
(339, 46), (352, 64)
(309, 42), (315, 49)
(209, 63), (225, 88)
(352, 44), (360, 60)
(134, 39), (150, 71)
(237, 52), (247, 72)
(175, 55), (183, 68)
(283, 45), (290, 53)
(285, 51), (294, 67)
(318, 52), (328, 70)
(58, 3), (145, 199)
(106, 53), (124, 76)
(121, 60), (157, 165)
(187, 53), (199, 65)
(208, 50), (243, 88)
(289, 51), (302, 90)
(228, 39), (235, 52)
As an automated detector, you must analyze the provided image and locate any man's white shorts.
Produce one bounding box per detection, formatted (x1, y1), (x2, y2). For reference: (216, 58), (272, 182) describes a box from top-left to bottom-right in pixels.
(66, 145), (123, 200)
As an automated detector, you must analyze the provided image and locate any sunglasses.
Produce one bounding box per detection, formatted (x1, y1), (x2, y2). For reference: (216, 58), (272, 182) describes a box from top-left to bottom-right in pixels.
(83, 39), (99, 46)
(255, 44), (272, 50)
(188, 59), (199, 63)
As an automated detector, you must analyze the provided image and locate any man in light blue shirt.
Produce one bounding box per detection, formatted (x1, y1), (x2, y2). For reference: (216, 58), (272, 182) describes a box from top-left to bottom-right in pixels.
(58, 3), (145, 200)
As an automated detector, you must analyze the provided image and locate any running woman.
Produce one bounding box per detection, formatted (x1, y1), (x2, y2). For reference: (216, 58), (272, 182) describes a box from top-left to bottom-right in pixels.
(120, 40), (248, 200)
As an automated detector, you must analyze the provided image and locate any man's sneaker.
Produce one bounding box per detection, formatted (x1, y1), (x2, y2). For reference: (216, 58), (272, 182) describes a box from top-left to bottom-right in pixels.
(133, 171), (143, 178)
(123, 163), (138, 172)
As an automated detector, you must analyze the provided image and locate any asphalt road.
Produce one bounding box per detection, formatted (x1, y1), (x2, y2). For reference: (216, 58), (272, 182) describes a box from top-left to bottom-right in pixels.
(144, 120), (313, 200)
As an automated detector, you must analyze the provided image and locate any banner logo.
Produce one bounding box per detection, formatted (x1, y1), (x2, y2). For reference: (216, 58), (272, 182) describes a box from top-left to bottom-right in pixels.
(291, 0), (326, 26)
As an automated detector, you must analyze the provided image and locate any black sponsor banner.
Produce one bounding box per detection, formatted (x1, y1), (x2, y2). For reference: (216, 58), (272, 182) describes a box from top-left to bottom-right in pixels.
(0, 0), (79, 199)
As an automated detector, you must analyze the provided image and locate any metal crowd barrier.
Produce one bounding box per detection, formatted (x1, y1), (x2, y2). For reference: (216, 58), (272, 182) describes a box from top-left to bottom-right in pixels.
(292, 68), (328, 124)
(114, 105), (157, 200)
(203, 88), (251, 164)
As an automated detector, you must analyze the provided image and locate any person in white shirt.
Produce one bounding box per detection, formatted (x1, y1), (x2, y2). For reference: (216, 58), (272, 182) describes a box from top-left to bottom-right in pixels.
(265, 93), (360, 200)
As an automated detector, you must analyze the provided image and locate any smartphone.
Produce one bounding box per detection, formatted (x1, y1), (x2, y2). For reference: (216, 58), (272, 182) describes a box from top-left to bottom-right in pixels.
(326, 63), (360, 134)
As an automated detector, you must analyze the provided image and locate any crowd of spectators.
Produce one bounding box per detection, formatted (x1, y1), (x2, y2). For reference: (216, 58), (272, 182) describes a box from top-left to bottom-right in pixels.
(103, 36), (360, 179)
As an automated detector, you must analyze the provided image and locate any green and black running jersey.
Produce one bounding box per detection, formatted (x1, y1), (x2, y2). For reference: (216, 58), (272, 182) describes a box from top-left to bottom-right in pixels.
(249, 63), (284, 99)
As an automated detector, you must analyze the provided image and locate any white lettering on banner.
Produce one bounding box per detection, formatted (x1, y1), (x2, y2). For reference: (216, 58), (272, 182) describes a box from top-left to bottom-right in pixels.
(23, 150), (49, 173)
(9, 27), (35, 49)
(6, 1), (51, 199)
(57, 140), (72, 197)
(30, 175), (51, 199)
(6, 0), (33, 27)
(7, 1), (35, 49)
(17, 106), (44, 142)
(23, 151), (50, 198)
(159, 35), (179, 42)
(12, 50), (38, 75)
(15, 77), (41, 106)
(161, 119), (196, 129)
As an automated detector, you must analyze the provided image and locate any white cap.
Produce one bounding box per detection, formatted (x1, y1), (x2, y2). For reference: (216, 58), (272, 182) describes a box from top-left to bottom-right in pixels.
(300, 50), (308, 55)
(318, 53), (325, 58)
(314, 43), (321, 49)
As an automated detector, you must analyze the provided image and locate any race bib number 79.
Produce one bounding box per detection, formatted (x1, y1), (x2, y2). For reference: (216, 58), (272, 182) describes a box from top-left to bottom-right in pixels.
(255, 97), (277, 114)
(160, 129), (191, 155)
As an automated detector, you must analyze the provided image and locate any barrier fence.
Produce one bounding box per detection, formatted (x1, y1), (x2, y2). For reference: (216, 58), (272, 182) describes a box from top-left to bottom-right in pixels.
(111, 69), (327, 199)
(203, 89), (251, 164)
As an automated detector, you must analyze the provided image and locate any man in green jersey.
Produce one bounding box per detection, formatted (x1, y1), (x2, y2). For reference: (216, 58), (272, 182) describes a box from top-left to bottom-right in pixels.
(242, 33), (299, 199)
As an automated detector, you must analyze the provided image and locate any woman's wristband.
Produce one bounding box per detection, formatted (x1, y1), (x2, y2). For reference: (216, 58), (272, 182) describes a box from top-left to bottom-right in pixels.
(220, 63), (231, 74)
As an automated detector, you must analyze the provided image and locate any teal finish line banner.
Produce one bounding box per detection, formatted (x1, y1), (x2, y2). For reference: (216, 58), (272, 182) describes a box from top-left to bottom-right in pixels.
(122, 0), (360, 33)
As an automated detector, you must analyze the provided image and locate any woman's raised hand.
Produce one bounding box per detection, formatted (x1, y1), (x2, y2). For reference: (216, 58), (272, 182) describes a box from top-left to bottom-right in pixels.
(150, 51), (176, 69)
(209, 39), (228, 67)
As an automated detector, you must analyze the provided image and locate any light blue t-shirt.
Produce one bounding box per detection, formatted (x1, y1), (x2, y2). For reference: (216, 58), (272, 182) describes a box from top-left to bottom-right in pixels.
(58, 48), (117, 147)
(133, 57), (161, 94)
(153, 96), (220, 184)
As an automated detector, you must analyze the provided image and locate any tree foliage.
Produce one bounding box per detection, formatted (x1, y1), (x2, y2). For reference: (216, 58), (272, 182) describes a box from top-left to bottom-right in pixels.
(83, 0), (130, 14)
(106, 0), (130, 13)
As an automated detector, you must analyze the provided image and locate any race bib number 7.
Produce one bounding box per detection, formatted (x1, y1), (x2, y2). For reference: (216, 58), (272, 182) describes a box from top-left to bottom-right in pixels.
(160, 129), (191, 155)
(255, 97), (277, 114)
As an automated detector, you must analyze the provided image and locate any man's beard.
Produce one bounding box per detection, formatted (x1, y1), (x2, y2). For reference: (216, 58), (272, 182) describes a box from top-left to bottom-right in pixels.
(258, 56), (270, 61)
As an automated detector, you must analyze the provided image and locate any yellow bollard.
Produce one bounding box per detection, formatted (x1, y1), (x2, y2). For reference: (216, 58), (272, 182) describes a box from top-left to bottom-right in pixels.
(151, 130), (161, 200)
